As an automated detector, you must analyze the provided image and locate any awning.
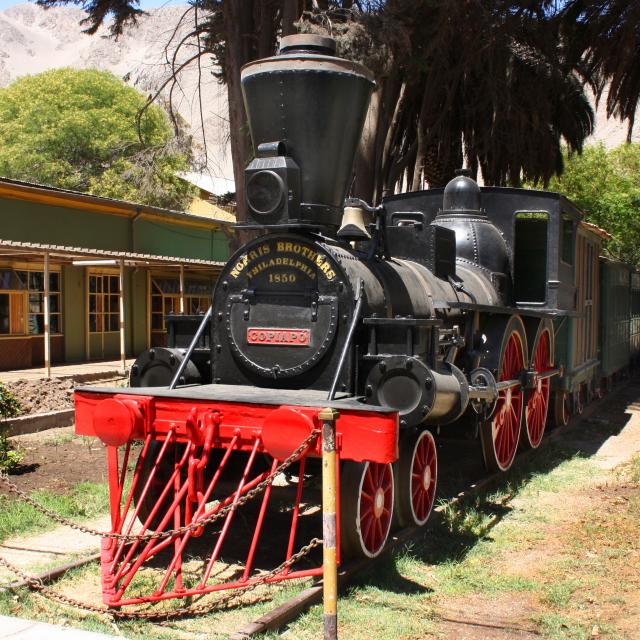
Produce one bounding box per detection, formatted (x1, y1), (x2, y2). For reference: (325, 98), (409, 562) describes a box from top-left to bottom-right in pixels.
(0, 239), (225, 273)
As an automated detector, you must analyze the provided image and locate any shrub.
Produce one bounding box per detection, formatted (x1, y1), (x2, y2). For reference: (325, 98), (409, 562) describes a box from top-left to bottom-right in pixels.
(0, 383), (22, 473)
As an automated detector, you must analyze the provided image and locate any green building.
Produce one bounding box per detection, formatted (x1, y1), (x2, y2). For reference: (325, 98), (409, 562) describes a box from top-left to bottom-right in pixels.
(0, 177), (233, 371)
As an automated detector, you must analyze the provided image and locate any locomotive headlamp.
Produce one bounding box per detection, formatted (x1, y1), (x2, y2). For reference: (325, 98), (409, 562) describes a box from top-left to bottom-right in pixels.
(246, 170), (286, 216)
(243, 145), (300, 227)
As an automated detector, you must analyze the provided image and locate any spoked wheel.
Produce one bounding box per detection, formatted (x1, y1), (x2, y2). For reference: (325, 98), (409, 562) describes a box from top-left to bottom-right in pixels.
(522, 327), (553, 449)
(341, 461), (394, 558)
(480, 318), (527, 472)
(394, 430), (437, 527)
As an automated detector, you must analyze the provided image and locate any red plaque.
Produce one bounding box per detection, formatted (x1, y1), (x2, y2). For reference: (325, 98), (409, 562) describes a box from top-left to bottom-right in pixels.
(247, 328), (310, 346)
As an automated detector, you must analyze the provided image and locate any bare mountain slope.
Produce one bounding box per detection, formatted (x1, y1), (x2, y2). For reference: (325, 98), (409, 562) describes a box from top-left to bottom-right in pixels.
(0, 3), (234, 183)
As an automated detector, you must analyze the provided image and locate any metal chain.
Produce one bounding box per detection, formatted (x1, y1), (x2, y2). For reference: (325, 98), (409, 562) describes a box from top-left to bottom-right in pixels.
(0, 537), (322, 620)
(0, 429), (320, 543)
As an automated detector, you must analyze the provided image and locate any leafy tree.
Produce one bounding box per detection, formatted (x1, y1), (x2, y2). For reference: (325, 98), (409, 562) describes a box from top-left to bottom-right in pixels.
(0, 68), (195, 210)
(544, 144), (640, 266)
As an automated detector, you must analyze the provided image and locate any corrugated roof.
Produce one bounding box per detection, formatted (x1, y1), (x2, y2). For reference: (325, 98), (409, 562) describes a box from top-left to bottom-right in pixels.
(0, 238), (225, 268)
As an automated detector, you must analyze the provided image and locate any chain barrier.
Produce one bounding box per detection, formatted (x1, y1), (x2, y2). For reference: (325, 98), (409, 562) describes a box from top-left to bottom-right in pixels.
(0, 537), (322, 620)
(0, 428), (320, 543)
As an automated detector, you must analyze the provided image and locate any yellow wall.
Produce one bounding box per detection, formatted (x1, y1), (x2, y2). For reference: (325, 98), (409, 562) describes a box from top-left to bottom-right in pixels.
(187, 197), (236, 223)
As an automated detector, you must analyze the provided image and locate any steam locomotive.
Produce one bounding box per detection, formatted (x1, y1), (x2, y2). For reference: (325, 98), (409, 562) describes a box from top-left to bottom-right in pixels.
(74, 34), (629, 606)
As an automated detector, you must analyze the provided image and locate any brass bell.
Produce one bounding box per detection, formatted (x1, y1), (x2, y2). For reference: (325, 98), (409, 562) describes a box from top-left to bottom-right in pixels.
(338, 206), (371, 241)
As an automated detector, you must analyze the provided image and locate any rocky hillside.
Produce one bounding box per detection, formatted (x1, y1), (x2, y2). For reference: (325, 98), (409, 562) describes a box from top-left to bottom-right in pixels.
(0, 3), (234, 182)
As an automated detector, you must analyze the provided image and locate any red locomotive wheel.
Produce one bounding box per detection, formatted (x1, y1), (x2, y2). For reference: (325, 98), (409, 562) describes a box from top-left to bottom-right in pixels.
(394, 430), (437, 527)
(523, 329), (552, 449)
(481, 326), (525, 472)
(341, 460), (394, 558)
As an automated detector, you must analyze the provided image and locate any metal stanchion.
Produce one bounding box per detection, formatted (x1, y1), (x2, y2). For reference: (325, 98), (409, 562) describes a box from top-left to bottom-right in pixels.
(319, 407), (339, 640)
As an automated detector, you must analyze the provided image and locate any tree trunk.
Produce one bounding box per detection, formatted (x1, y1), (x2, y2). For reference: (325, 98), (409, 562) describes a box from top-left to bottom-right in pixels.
(352, 87), (381, 203)
(282, 0), (301, 36)
(223, 1), (250, 223)
(222, 0), (281, 247)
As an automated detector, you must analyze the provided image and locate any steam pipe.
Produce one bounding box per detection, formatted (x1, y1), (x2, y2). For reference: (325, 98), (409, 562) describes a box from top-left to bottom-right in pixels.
(328, 279), (364, 401)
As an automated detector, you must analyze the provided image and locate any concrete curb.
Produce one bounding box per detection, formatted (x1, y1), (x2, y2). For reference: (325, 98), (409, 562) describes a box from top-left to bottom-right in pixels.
(0, 615), (123, 639)
(1, 409), (75, 436)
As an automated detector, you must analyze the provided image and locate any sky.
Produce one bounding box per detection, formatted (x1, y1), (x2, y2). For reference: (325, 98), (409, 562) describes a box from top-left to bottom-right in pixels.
(0, 0), (187, 12)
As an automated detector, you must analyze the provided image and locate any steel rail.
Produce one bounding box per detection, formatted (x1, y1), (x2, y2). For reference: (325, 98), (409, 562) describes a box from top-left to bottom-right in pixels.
(0, 553), (100, 593)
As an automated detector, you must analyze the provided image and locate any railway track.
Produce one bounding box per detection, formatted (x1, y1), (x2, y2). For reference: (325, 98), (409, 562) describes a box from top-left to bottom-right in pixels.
(0, 380), (631, 637)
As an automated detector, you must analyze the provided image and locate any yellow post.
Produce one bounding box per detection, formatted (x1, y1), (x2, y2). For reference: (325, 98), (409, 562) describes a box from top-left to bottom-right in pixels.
(319, 407), (340, 640)
(118, 259), (126, 375)
(43, 251), (51, 379)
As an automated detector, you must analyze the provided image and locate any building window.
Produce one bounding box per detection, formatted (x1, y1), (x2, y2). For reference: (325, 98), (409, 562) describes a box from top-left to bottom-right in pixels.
(21, 271), (62, 335)
(151, 276), (211, 333)
(188, 296), (209, 314)
(0, 268), (62, 336)
(89, 273), (120, 333)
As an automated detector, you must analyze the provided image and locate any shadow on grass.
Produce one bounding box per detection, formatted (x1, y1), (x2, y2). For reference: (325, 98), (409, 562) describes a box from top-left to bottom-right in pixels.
(348, 380), (639, 594)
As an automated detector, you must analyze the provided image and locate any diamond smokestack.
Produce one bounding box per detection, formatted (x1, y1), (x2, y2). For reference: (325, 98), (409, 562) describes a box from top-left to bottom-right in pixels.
(240, 34), (375, 230)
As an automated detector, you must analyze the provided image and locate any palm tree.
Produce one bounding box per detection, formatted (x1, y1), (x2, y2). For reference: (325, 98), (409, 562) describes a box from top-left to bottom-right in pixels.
(563, 0), (640, 142)
(348, 0), (594, 198)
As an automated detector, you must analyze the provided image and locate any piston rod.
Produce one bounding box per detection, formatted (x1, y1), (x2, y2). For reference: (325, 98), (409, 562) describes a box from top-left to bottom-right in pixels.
(469, 366), (562, 402)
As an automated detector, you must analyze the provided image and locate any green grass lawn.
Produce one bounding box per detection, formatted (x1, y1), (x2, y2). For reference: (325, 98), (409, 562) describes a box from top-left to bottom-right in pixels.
(0, 481), (110, 543)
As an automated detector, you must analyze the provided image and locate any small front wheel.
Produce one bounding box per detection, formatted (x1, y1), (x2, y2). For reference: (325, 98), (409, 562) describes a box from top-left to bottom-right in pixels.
(394, 430), (437, 527)
(340, 461), (394, 558)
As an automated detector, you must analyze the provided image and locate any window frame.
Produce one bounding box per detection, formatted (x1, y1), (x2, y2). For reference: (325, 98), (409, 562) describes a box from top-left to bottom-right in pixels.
(88, 271), (121, 336)
(150, 274), (212, 334)
(0, 266), (63, 337)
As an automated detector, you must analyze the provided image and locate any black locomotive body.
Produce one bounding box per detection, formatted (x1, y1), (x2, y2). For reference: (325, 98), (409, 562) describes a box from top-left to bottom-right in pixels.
(130, 31), (569, 491)
(74, 34), (626, 606)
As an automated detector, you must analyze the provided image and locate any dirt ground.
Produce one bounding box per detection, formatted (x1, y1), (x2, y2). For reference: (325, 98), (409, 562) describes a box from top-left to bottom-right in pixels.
(2, 427), (109, 494)
(3, 375), (127, 417)
(429, 382), (640, 640)
(3, 378), (76, 416)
